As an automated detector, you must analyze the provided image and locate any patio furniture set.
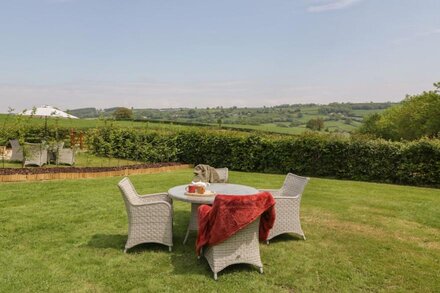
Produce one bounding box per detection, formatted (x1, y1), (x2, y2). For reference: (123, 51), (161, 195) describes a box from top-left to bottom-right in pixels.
(6, 139), (75, 166)
(117, 167), (309, 280)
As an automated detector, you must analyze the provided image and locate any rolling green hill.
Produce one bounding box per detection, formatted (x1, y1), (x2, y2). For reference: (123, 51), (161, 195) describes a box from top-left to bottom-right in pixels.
(1, 102), (396, 135)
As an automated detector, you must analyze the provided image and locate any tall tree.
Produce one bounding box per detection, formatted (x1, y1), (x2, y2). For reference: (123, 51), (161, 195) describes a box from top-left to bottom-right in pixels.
(359, 82), (440, 140)
(113, 107), (133, 120)
(306, 118), (324, 131)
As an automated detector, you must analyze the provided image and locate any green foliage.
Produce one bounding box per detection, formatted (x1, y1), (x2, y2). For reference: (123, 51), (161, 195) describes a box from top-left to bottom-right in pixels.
(112, 107), (133, 120)
(86, 127), (440, 186)
(66, 107), (99, 118)
(66, 103), (394, 134)
(359, 83), (440, 140)
(86, 127), (178, 162)
(306, 118), (325, 131)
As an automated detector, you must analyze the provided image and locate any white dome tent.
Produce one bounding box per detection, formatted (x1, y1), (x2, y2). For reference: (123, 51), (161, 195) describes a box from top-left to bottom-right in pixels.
(20, 105), (78, 119)
(18, 105), (79, 134)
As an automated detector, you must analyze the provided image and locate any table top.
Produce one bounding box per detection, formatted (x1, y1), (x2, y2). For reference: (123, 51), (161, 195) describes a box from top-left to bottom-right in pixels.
(167, 183), (259, 204)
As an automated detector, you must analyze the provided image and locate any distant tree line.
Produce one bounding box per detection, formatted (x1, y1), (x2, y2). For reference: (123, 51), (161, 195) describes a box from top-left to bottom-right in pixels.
(68, 102), (395, 132)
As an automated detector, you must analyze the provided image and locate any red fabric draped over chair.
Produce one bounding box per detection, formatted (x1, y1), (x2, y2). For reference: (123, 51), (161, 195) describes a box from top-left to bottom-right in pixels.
(196, 191), (276, 255)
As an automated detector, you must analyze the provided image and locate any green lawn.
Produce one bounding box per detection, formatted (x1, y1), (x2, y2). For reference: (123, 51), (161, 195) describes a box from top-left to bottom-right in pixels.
(1, 169), (439, 292)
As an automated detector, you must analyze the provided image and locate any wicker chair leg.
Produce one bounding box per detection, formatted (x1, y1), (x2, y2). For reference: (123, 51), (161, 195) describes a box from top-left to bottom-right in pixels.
(213, 273), (218, 280)
(169, 246), (172, 252)
(124, 248), (128, 253)
(259, 267), (264, 274)
(266, 240), (270, 245)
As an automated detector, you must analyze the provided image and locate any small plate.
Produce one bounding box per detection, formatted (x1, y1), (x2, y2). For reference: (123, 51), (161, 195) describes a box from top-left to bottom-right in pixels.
(184, 190), (216, 197)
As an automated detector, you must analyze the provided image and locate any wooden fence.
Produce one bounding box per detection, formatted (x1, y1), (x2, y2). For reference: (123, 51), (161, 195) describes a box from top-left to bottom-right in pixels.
(0, 164), (191, 182)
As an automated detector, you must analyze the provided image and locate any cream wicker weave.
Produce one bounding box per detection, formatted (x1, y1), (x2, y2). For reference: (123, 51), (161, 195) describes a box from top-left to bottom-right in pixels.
(9, 139), (23, 162)
(167, 183), (258, 245)
(57, 148), (75, 165)
(202, 217), (263, 280)
(214, 167), (229, 183)
(47, 141), (64, 164)
(261, 173), (309, 243)
(118, 177), (173, 252)
(24, 142), (48, 167)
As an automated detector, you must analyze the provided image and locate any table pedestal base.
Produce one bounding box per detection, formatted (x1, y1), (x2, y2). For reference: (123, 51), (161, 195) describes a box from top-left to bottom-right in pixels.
(183, 203), (201, 245)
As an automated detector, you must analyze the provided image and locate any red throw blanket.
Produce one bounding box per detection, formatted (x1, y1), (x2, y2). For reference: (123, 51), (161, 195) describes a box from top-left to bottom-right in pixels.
(196, 192), (275, 255)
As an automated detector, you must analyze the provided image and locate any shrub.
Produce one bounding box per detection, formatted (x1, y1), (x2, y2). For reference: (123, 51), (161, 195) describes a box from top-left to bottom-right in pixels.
(86, 127), (178, 162)
(306, 118), (325, 131)
(86, 127), (440, 187)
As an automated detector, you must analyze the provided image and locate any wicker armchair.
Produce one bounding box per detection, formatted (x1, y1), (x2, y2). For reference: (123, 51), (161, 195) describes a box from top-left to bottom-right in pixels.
(24, 142), (48, 167)
(57, 147), (76, 165)
(260, 173), (309, 243)
(118, 177), (173, 252)
(8, 139), (23, 162)
(47, 141), (64, 164)
(215, 167), (229, 183)
(203, 217), (263, 280)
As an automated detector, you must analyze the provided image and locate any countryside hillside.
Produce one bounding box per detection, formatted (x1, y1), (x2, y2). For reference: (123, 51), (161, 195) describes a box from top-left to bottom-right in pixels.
(66, 102), (396, 135)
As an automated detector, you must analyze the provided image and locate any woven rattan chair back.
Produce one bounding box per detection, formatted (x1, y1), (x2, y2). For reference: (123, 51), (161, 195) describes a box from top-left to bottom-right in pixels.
(203, 216), (263, 280)
(265, 173), (310, 243)
(214, 167), (229, 183)
(117, 177), (173, 252)
(9, 139), (24, 161)
(279, 173), (309, 197)
(118, 177), (144, 206)
(24, 142), (47, 167)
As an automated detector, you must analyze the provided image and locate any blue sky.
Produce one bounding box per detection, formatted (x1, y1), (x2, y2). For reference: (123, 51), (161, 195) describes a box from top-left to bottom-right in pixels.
(1, 0), (439, 111)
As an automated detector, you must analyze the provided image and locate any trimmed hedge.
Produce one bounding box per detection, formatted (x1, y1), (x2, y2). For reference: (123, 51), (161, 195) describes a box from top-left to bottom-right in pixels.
(86, 127), (440, 187)
(0, 125), (71, 145)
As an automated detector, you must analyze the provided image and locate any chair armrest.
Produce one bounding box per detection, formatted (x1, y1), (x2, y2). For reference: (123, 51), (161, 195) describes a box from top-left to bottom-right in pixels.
(273, 194), (301, 200)
(131, 200), (172, 210)
(259, 189), (281, 197)
(139, 193), (171, 203)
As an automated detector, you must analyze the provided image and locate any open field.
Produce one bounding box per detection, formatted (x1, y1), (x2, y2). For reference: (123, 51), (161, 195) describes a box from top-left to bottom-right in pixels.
(0, 114), (361, 136)
(221, 123), (307, 135)
(0, 114), (191, 131)
(222, 120), (363, 134)
(1, 168), (439, 292)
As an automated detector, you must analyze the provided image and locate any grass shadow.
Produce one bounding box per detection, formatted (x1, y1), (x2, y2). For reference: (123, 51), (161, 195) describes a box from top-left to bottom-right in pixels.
(170, 244), (211, 277)
(211, 263), (263, 279)
(172, 209), (191, 230)
(87, 234), (126, 250)
(171, 246), (264, 279)
(267, 233), (304, 244)
(126, 243), (171, 253)
(87, 234), (173, 253)
(169, 208), (210, 277)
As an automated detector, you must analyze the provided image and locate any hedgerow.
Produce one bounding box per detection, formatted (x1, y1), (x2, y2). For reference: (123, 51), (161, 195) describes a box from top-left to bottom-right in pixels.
(86, 127), (440, 187)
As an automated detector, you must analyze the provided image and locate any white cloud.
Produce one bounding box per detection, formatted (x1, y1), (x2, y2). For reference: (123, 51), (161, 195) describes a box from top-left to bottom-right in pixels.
(307, 0), (363, 13)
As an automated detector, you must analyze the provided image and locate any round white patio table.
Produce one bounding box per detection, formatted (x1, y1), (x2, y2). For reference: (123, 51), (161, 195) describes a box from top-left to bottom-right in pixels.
(168, 183), (259, 244)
